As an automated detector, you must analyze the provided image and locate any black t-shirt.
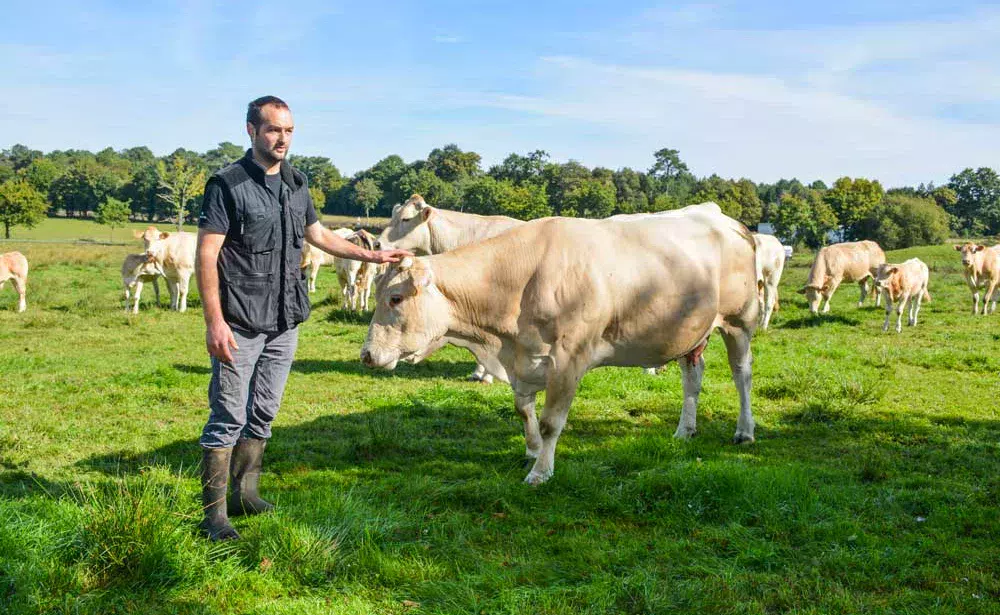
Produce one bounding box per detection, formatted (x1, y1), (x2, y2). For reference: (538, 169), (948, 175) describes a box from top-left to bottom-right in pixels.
(265, 172), (281, 200)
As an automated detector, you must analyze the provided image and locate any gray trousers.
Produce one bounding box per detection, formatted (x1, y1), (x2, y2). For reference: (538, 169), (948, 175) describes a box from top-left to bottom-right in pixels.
(199, 326), (299, 449)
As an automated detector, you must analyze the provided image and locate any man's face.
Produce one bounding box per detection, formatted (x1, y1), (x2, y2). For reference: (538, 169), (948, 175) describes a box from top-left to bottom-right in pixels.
(247, 104), (294, 166)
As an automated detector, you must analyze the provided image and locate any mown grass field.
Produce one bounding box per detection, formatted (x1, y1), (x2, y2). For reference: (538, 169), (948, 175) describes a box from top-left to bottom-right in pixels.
(1, 218), (998, 614)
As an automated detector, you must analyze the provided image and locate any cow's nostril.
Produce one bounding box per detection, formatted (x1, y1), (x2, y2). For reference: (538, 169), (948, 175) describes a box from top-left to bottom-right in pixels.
(361, 350), (373, 366)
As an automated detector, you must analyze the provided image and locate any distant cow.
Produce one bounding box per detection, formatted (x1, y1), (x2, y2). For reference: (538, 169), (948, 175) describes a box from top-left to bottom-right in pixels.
(349, 230), (379, 312)
(121, 253), (165, 314)
(798, 240), (886, 314)
(875, 259), (931, 332)
(145, 231), (197, 312)
(300, 238), (339, 293)
(362, 202), (759, 485)
(753, 233), (786, 329)
(335, 229), (380, 311)
(954, 243), (1000, 315)
(0, 251), (28, 313)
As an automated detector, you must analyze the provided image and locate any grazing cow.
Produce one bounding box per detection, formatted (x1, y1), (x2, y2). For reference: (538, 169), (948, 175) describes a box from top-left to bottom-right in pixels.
(145, 231), (197, 312)
(798, 240), (886, 314)
(954, 243), (1000, 315)
(300, 235), (341, 293)
(874, 259), (931, 332)
(376, 194), (525, 382)
(361, 204), (759, 484)
(753, 233), (786, 329)
(121, 253), (166, 314)
(0, 251), (28, 313)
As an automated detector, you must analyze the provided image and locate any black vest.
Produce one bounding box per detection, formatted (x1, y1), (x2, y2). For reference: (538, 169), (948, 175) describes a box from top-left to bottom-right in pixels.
(210, 152), (311, 332)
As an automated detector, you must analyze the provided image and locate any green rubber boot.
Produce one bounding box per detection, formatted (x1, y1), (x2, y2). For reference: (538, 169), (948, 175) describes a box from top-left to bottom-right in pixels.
(198, 447), (240, 541)
(228, 437), (275, 517)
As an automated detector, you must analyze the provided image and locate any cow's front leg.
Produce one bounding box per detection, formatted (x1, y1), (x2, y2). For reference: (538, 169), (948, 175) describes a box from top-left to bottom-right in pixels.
(168, 279), (179, 311)
(895, 294), (908, 332)
(132, 280), (144, 314)
(177, 272), (191, 313)
(152, 278), (161, 307)
(514, 391), (542, 459)
(524, 372), (580, 485)
(468, 363), (494, 383)
(881, 295), (893, 332)
(858, 278), (870, 307)
(721, 326), (755, 443)
(674, 350), (705, 439)
(822, 282), (839, 313)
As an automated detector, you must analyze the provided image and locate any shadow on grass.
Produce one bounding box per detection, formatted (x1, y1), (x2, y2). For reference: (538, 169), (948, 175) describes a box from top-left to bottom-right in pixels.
(173, 363), (212, 375)
(291, 358), (478, 380)
(780, 312), (863, 329)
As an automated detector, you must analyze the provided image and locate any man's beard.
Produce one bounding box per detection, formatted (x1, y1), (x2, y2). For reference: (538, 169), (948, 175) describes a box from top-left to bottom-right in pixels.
(253, 140), (285, 166)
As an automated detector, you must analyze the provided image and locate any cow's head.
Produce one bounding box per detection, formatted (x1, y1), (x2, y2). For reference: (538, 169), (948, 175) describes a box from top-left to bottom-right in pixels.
(874, 263), (898, 296)
(360, 256), (449, 370)
(797, 280), (829, 314)
(133, 226), (163, 248)
(955, 242), (986, 269)
(135, 252), (166, 278)
(375, 194), (435, 255)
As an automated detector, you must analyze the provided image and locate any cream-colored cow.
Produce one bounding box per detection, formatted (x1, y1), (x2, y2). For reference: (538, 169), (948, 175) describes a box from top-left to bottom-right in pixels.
(145, 231), (197, 312)
(361, 203), (759, 485)
(798, 240), (886, 314)
(0, 251), (28, 313)
(874, 259), (931, 332)
(954, 243), (1000, 315)
(300, 235), (341, 293)
(121, 253), (166, 314)
(350, 230), (379, 312)
(753, 233), (786, 329)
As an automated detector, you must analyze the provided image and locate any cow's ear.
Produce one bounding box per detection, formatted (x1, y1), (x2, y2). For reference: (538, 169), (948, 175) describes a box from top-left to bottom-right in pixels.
(954, 245), (963, 251)
(422, 207), (434, 222)
(398, 256), (414, 271)
(976, 245), (986, 252)
(412, 266), (434, 290)
(159, 232), (170, 240)
(132, 229), (144, 239)
(796, 286), (807, 295)
(887, 266), (898, 274)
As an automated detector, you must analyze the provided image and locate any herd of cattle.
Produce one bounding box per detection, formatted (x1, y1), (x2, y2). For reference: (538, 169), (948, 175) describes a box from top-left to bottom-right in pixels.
(1, 197), (999, 483)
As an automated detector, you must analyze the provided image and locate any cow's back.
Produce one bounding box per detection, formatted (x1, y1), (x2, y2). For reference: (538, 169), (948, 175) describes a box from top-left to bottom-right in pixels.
(1, 252), (28, 278)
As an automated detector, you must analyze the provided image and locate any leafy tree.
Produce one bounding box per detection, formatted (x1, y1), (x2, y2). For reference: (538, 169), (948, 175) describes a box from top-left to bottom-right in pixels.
(612, 167), (649, 214)
(463, 176), (551, 219)
(308, 187), (325, 214)
(0, 179), (47, 239)
(353, 177), (382, 220)
(692, 175), (742, 221)
(809, 179), (828, 191)
(771, 190), (838, 249)
(362, 155), (407, 210)
(488, 150), (549, 185)
(543, 161), (591, 215)
(648, 148), (696, 203)
(426, 144), (482, 183)
(95, 196), (132, 241)
(856, 194), (949, 250)
(563, 177), (616, 218)
(205, 142), (245, 172)
(824, 177), (884, 240)
(48, 160), (120, 217)
(947, 167), (1000, 235)
(2, 144), (42, 171)
(23, 158), (63, 194)
(396, 168), (454, 211)
(120, 164), (161, 221)
(157, 156), (206, 231)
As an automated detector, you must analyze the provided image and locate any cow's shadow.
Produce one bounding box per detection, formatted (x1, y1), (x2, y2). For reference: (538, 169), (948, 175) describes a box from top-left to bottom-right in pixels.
(780, 312), (862, 329)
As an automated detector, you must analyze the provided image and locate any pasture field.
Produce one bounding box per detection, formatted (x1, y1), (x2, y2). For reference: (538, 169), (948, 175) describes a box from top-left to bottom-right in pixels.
(0, 232), (998, 614)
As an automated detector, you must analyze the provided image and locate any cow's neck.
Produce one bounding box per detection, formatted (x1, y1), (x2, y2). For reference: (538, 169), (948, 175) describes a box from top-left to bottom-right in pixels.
(427, 210), (472, 253)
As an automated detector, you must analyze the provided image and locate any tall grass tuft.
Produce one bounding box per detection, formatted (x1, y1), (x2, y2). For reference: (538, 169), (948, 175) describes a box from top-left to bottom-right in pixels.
(63, 468), (207, 590)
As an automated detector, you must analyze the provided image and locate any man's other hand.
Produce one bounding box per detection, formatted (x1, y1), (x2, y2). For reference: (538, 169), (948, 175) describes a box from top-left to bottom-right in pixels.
(206, 319), (239, 363)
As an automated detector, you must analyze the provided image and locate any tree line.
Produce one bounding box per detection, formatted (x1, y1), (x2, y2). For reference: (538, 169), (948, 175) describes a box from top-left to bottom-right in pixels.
(1, 142), (998, 250)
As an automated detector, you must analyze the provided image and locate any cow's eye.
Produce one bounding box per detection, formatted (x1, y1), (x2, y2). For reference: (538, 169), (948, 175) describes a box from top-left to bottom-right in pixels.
(389, 295), (403, 307)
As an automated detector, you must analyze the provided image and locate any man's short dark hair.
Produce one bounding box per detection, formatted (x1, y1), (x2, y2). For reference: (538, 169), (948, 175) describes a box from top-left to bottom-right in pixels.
(247, 96), (289, 129)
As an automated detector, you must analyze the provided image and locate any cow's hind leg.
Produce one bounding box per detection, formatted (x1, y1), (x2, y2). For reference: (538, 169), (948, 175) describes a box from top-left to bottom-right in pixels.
(720, 325), (754, 443)
(524, 370), (581, 485)
(674, 350), (706, 439)
(858, 277), (871, 307)
(11, 275), (26, 313)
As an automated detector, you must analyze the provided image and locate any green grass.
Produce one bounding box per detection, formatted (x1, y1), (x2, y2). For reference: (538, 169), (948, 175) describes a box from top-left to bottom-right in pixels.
(2, 217), (200, 244)
(0, 237), (998, 614)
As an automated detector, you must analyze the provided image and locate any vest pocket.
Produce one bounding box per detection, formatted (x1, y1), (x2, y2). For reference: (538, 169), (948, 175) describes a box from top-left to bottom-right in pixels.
(241, 205), (279, 254)
(222, 273), (275, 330)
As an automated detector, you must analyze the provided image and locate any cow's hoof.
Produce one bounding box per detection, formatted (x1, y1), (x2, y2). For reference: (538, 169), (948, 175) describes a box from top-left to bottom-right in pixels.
(673, 426), (696, 440)
(523, 469), (552, 486)
(732, 432), (755, 444)
(643, 367), (658, 376)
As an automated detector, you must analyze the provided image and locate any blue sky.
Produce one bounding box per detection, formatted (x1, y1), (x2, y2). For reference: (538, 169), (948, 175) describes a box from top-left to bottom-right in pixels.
(2, 1), (998, 186)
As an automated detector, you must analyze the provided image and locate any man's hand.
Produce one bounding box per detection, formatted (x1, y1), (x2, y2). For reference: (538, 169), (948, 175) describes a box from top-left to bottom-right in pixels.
(206, 319), (239, 363)
(370, 249), (413, 264)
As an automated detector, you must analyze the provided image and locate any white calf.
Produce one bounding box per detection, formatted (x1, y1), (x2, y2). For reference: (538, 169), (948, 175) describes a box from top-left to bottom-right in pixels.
(121, 253), (165, 313)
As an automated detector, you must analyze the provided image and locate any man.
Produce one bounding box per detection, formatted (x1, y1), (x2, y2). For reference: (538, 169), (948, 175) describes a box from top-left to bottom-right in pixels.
(196, 96), (410, 541)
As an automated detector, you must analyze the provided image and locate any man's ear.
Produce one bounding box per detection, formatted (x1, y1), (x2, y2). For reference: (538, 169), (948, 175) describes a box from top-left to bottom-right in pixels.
(246, 122), (255, 140)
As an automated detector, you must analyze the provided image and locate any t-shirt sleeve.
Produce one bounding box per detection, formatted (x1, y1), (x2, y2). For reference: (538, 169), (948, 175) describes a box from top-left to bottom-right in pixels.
(305, 189), (319, 226)
(198, 178), (230, 234)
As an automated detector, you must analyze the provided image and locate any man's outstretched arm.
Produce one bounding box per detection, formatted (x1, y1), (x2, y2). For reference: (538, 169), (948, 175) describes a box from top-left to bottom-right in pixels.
(304, 222), (411, 263)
